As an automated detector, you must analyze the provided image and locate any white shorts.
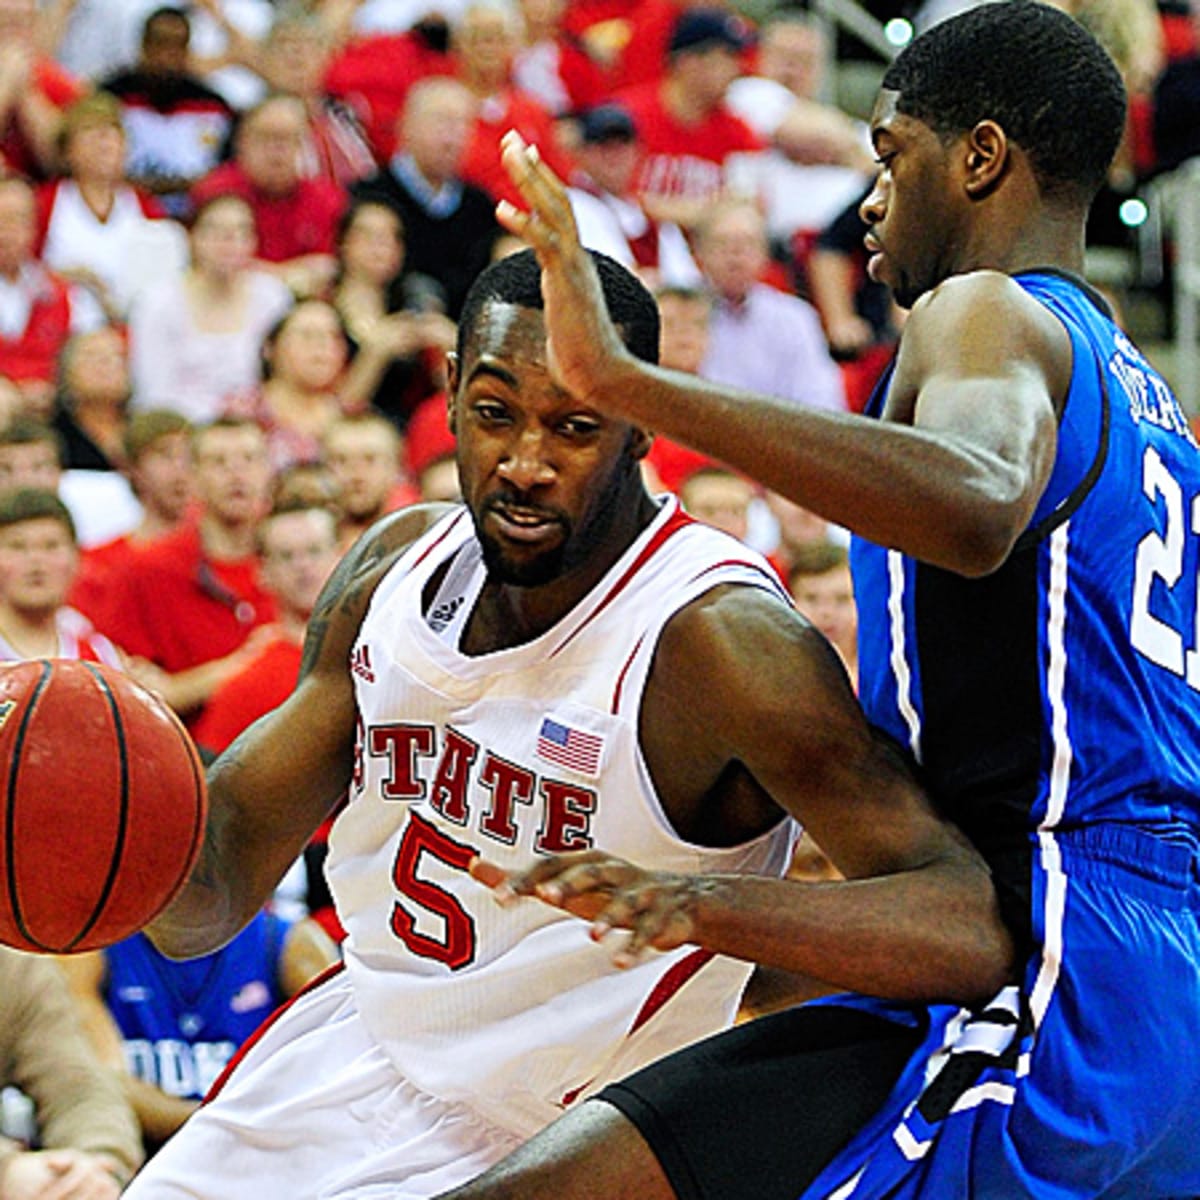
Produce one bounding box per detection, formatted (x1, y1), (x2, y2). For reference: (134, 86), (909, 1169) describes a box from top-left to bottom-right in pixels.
(124, 967), (525, 1199)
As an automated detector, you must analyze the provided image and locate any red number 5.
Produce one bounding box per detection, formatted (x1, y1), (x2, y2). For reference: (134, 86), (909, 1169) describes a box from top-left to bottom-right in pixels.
(390, 811), (477, 969)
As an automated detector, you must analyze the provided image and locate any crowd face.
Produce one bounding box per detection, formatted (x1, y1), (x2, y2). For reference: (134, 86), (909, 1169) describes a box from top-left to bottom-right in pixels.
(0, 441), (61, 493)
(261, 24), (328, 97)
(65, 120), (126, 185)
(0, 181), (36, 279)
(268, 302), (349, 393)
(259, 507), (341, 620)
(455, 5), (518, 89)
(190, 196), (258, 280)
(403, 82), (477, 185)
(323, 420), (400, 522)
(192, 424), (273, 527)
(131, 431), (194, 524)
(141, 11), (191, 76)
(679, 469), (753, 542)
(759, 21), (826, 100)
(697, 205), (769, 303)
(237, 99), (308, 196)
(576, 139), (639, 197)
(0, 517), (77, 619)
(674, 44), (741, 111)
(656, 294), (711, 374)
(791, 562), (857, 659)
(452, 302), (643, 587)
(63, 329), (130, 410)
(340, 203), (405, 288)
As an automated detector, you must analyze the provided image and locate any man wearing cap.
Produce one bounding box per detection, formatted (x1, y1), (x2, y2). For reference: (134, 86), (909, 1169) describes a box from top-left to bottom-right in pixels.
(567, 102), (701, 288)
(616, 6), (765, 231)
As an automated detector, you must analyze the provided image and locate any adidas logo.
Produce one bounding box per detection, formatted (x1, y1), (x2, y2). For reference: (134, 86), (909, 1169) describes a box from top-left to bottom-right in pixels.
(350, 644), (375, 683)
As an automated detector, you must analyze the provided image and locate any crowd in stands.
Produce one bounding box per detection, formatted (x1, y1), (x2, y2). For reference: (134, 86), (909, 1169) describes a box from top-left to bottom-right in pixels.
(0, 0), (1195, 1184)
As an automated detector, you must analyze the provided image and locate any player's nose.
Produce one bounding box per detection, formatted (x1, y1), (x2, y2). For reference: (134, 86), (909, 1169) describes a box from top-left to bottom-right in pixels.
(497, 429), (556, 489)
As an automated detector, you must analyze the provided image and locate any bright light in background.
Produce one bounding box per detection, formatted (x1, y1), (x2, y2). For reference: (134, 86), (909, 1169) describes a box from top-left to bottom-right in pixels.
(885, 18), (913, 47)
(1119, 197), (1149, 228)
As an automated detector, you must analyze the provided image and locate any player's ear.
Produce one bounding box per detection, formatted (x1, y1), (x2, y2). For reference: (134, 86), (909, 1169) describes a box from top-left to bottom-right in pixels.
(445, 351), (460, 399)
(627, 424), (653, 461)
(962, 119), (1009, 198)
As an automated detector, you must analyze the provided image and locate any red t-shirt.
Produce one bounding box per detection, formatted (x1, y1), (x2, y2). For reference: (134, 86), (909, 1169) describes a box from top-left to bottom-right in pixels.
(460, 89), (575, 207)
(193, 636), (301, 754)
(96, 522), (277, 675)
(190, 162), (346, 262)
(619, 82), (763, 203)
(562, 0), (680, 91)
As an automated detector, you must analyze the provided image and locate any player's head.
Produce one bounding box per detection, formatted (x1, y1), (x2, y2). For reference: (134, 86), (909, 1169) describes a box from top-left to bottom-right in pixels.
(0, 488), (78, 618)
(450, 248), (659, 587)
(864, 0), (1126, 307)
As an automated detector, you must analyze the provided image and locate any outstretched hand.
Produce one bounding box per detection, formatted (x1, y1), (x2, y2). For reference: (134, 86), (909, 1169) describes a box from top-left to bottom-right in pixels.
(496, 129), (635, 408)
(471, 851), (703, 968)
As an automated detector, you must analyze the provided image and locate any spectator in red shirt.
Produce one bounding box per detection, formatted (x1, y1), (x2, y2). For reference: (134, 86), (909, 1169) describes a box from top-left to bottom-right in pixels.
(191, 94), (348, 298)
(453, 0), (574, 206)
(0, 0), (84, 181)
(194, 500), (341, 755)
(619, 6), (764, 231)
(512, 0), (608, 118)
(96, 415), (280, 727)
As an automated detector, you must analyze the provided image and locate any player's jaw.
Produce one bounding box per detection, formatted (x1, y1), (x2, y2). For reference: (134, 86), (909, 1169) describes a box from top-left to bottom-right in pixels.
(477, 489), (572, 586)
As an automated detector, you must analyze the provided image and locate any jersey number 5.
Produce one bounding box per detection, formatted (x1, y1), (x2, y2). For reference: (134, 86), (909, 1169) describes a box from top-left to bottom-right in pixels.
(1131, 444), (1200, 688)
(390, 812), (478, 969)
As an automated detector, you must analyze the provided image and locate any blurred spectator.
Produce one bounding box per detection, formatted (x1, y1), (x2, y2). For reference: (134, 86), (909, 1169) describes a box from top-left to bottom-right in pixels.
(808, 184), (902, 413)
(322, 410), (416, 548)
(129, 192), (294, 423)
(0, 0), (84, 181)
(0, 416), (141, 548)
(328, 197), (456, 424)
(512, 0), (608, 117)
(403, 390), (459, 501)
(350, 76), (499, 319)
(223, 299), (351, 472)
(59, 910), (339, 1156)
(36, 92), (185, 322)
(68, 409), (194, 625)
(0, 487), (123, 663)
(618, 7), (764, 231)
(695, 198), (846, 412)
(762, 488), (839, 581)
(0, 945), (142, 1195)
(0, 173), (104, 420)
(95, 416), (279, 725)
(194, 501), (341, 754)
(102, 7), (236, 220)
(567, 101), (701, 287)
(251, 10), (378, 190)
(678, 461), (754, 543)
(788, 539), (857, 688)
(452, 0), (575, 207)
(321, 17), (454, 162)
(51, 326), (130, 471)
(191, 94), (347, 299)
(724, 12), (872, 247)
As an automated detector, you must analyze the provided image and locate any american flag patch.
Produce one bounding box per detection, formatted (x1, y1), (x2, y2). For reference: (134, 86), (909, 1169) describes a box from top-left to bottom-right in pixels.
(536, 717), (604, 776)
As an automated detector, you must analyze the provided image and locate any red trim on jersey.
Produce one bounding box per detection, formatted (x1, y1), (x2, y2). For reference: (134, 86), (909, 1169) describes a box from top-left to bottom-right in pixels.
(628, 947), (716, 1037)
(610, 631), (647, 714)
(551, 505), (695, 659)
(202, 959), (346, 1105)
(411, 510), (469, 570)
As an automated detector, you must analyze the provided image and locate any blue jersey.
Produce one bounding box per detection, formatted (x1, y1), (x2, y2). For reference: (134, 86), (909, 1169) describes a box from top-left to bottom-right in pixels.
(852, 270), (1200, 946)
(105, 910), (288, 1101)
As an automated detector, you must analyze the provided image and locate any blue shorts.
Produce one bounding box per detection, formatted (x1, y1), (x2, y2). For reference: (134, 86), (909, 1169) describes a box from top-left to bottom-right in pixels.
(603, 826), (1200, 1199)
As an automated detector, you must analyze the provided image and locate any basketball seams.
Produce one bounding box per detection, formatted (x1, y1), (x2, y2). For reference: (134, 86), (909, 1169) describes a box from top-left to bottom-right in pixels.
(73, 662), (131, 953)
(5, 660), (52, 951)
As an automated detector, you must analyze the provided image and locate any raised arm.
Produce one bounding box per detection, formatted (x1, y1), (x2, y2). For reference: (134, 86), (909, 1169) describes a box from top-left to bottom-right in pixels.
(482, 586), (1015, 1005)
(496, 132), (1071, 576)
(148, 504), (450, 958)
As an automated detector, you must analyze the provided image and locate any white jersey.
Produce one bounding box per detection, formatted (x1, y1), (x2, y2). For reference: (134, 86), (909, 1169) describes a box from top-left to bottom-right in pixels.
(327, 495), (797, 1137)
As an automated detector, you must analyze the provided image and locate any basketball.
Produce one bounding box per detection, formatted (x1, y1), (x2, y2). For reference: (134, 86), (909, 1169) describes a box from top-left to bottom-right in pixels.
(0, 658), (207, 954)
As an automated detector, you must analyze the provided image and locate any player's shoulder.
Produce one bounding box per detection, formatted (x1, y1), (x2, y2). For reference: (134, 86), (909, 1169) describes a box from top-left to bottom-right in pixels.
(299, 502), (458, 679)
(910, 269), (1062, 333)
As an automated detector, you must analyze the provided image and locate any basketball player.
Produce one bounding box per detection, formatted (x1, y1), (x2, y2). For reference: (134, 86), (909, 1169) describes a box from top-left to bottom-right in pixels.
(425, 5), (1200, 1199)
(128, 249), (1005, 1198)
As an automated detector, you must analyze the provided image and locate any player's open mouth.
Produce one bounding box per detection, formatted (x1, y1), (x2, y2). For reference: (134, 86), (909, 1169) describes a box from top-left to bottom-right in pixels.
(491, 507), (563, 544)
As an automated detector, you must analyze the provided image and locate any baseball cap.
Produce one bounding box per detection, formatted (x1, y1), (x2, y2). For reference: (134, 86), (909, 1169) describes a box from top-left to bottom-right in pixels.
(668, 7), (753, 55)
(578, 103), (637, 145)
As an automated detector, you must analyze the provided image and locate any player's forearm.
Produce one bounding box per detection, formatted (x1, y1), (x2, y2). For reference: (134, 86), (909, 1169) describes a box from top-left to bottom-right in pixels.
(682, 855), (1016, 1006)
(587, 356), (1031, 575)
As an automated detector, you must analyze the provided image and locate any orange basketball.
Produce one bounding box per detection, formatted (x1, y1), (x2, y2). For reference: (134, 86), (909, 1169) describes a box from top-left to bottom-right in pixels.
(0, 658), (207, 953)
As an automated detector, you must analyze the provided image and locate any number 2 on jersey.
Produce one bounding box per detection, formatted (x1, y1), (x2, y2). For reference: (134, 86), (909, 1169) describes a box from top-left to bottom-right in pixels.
(1131, 445), (1200, 688)
(390, 812), (478, 969)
